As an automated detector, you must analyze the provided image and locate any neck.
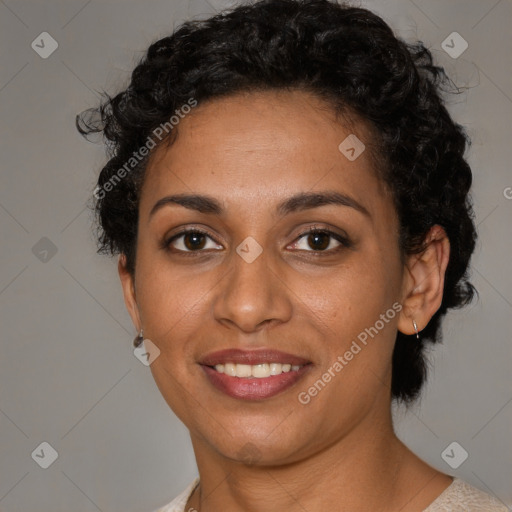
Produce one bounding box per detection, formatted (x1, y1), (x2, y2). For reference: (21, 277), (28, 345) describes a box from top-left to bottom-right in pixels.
(185, 404), (446, 512)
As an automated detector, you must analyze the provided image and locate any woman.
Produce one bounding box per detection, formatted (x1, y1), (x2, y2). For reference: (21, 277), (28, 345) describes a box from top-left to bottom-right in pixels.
(77, 0), (507, 510)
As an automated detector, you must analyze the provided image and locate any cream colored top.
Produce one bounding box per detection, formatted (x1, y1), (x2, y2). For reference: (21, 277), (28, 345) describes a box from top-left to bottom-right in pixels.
(153, 477), (509, 511)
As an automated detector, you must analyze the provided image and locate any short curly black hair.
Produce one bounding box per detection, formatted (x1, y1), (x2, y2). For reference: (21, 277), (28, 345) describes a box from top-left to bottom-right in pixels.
(77, 0), (477, 404)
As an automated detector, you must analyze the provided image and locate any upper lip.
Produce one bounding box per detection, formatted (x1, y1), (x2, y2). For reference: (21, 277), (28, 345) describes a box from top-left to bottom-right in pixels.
(199, 348), (311, 367)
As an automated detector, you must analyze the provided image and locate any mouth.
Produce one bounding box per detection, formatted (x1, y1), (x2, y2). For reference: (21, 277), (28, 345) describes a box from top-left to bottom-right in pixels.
(212, 362), (305, 377)
(199, 348), (312, 400)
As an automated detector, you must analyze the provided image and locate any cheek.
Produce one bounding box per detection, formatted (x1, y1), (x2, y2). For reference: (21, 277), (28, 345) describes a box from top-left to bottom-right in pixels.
(134, 257), (208, 418)
(134, 247), (205, 348)
(299, 255), (401, 341)
(298, 257), (402, 410)
(294, 263), (401, 415)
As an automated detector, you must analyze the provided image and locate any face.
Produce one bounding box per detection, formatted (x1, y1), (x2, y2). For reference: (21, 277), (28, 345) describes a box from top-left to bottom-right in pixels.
(122, 89), (410, 465)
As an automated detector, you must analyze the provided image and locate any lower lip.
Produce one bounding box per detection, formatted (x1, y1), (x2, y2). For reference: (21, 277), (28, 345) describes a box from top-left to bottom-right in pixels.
(200, 364), (312, 400)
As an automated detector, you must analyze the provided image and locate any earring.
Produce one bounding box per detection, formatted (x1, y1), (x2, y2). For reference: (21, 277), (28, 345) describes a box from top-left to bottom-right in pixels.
(133, 328), (144, 348)
(412, 320), (420, 340)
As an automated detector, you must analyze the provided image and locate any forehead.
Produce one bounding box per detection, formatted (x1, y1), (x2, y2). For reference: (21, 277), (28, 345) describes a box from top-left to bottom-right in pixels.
(141, 89), (391, 222)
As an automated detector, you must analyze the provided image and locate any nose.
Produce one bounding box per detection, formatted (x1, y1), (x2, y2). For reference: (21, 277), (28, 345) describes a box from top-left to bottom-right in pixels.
(212, 238), (293, 334)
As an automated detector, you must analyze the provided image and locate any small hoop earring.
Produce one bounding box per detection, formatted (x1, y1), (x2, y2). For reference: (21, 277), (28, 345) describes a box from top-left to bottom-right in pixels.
(133, 328), (144, 348)
(412, 320), (420, 340)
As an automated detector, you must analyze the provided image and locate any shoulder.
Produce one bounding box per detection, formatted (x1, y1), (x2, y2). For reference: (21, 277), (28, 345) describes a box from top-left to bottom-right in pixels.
(424, 477), (509, 511)
(152, 476), (509, 512)
(152, 478), (200, 512)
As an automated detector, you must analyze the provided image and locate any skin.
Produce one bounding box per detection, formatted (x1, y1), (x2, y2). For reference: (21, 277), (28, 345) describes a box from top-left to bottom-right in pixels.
(119, 89), (452, 511)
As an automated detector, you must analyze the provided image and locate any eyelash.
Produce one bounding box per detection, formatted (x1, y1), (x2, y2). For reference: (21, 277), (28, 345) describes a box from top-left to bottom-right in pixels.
(162, 225), (352, 256)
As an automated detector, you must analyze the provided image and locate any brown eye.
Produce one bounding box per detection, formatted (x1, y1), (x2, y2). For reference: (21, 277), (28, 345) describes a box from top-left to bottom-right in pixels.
(182, 232), (207, 250)
(306, 231), (331, 251)
(165, 229), (223, 253)
(290, 227), (351, 254)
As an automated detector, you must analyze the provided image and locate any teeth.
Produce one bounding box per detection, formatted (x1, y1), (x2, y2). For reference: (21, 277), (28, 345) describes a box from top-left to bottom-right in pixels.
(252, 363), (270, 378)
(224, 363), (236, 377)
(236, 364), (252, 378)
(270, 363), (281, 375)
(213, 362), (304, 378)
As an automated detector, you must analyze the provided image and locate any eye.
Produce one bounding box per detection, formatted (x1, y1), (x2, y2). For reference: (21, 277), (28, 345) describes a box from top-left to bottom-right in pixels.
(164, 228), (223, 253)
(289, 226), (351, 253)
(162, 225), (352, 255)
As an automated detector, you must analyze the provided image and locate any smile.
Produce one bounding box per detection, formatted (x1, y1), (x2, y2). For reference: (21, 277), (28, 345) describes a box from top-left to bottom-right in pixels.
(213, 362), (304, 378)
(199, 348), (313, 400)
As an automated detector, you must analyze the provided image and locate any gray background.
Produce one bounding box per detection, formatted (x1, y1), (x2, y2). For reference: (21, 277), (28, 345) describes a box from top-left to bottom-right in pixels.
(0, 0), (511, 510)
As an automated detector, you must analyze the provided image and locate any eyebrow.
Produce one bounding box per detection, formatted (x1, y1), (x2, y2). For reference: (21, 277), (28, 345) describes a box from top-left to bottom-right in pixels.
(149, 190), (370, 219)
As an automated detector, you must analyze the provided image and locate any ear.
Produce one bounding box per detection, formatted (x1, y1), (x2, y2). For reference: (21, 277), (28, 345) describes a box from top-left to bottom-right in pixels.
(397, 225), (450, 336)
(118, 254), (141, 332)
